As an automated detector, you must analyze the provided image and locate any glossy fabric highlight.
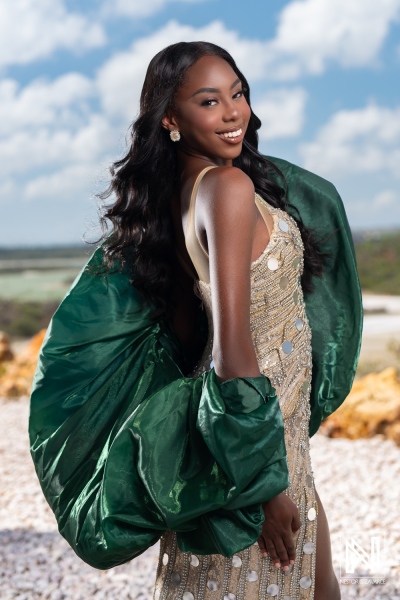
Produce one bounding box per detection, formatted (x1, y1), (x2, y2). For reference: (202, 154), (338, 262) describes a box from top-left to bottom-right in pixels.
(28, 157), (362, 570)
(268, 157), (363, 436)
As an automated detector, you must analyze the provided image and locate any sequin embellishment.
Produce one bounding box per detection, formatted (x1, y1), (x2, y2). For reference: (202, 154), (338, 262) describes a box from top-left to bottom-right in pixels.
(278, 219), (289, 232)
(267, 257), (279, 271)
(154, 200), (317, 600)
(308, 507), (317, 521)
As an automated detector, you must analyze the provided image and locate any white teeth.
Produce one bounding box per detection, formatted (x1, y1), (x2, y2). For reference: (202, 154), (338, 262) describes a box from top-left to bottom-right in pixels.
(222, 128), (242, 138)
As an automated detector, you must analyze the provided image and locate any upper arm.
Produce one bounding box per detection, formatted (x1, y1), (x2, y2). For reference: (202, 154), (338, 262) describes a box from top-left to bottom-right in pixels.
(196, 167), (261, 380)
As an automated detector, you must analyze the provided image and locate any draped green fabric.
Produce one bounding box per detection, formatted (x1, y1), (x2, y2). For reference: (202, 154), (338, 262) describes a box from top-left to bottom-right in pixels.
(266, 157), (363, 437)
(28, 157), (362, 569)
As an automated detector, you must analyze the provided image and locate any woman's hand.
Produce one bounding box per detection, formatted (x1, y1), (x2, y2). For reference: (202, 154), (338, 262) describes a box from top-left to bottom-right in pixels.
(257, 492), (301, 571)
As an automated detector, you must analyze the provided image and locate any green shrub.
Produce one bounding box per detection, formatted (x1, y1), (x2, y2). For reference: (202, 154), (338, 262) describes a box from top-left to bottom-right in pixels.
(355, 231), (400, 294)
(0, 299), (59, 339)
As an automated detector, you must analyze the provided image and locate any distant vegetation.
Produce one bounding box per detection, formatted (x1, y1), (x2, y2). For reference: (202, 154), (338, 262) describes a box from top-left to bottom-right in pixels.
(0, 232), (399, 339)
(0, 245), (91, 338)
(0, 245), (90, 261)
(0, 299), (59, 338)
(354, 230), (400, 295)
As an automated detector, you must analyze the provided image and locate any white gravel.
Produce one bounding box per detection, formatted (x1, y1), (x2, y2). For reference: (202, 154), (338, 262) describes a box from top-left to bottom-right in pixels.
(1, 396), (400, 599)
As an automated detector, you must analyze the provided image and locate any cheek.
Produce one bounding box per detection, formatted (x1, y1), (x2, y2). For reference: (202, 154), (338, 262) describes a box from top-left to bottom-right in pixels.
(243, 101), (252, 123)
(190, 112), (220, 135)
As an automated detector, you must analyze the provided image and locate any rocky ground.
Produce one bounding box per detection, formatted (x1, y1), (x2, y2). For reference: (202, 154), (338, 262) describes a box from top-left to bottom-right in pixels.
(1, 396), (400, 599)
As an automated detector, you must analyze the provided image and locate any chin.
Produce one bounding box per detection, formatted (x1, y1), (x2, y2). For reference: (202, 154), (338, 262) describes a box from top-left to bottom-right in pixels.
(214, 142), (244, 160)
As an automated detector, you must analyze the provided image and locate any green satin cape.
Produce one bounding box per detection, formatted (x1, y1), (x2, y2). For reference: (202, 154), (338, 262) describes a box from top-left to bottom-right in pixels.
(28, 157), (362, 569)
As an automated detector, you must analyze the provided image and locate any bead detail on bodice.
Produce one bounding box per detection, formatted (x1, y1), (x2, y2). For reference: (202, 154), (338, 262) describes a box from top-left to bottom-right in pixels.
(154, 196), (318, 600)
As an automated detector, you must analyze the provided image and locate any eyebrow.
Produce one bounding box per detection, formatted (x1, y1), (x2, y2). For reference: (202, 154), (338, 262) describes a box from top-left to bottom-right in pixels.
(191, 78), (241, 97)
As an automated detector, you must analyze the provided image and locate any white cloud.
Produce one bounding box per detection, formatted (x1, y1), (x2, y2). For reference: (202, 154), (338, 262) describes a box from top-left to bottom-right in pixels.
(253, 88), (307, 140)
(99, 0), (400, 81)
(0, 0), (106, 69)
(372, 190), (398, 208)
(299, 104), (400, 178)
(96, 20), (272, 122)
(24, 163), (101, 202)
(0, 115), (117, 177)
(0, 178), (17, 204)
(96, 0), (400, 126)
(102, 0), (206, 19)
(2, 6), (400, 243)
(267, 0), (400, 79)
(0, 74), (94, 136)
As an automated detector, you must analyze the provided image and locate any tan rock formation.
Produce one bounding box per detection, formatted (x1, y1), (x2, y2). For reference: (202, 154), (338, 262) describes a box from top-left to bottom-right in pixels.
(0, 331), (14, 363)
(0, 329), (46, 398)
(320, 367), (400, 445)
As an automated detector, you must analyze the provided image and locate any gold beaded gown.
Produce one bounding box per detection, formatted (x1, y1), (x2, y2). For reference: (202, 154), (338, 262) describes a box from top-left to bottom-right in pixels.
(154, 167), (319, 600)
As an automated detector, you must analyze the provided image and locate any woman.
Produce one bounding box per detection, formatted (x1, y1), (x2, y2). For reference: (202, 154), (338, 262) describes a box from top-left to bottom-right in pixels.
(29, 43), (362, 600)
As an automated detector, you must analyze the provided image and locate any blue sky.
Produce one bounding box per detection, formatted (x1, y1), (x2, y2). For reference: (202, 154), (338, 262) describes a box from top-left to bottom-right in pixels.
(1, 0), (400, 246)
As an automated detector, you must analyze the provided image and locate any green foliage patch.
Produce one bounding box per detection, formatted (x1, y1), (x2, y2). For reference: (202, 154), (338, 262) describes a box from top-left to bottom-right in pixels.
(354, 231), (400, 295)
(0, 299), (59, 338)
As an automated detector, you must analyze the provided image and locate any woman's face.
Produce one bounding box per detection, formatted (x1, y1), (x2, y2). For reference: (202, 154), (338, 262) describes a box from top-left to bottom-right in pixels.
(164, 55), (251, 166)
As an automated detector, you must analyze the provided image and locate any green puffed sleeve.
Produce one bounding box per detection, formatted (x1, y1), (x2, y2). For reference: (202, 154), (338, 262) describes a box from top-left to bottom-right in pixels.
(265, 156), (363, 437)
(29, 248), (289, 569)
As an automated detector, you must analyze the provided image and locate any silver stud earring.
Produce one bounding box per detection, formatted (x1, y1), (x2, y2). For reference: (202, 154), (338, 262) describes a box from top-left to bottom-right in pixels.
(170, 130), (181, 142)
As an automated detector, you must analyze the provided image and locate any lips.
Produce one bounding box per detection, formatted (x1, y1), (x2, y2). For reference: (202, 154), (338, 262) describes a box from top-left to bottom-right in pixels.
(216, 126), (244, 144)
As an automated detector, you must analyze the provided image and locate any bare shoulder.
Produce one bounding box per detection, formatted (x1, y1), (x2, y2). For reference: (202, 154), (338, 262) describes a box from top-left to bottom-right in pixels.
(201, 165), (254, 196)
(198, 166), (255, 216)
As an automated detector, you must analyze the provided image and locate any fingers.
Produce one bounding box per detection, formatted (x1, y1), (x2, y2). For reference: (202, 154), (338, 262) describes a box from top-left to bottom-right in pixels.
(261, 532), (298, 571)
(257, 535), (268, 558)
(282, 532), (296, 565)
(292, 511), (302, 534)
(262, 536), (294, 571)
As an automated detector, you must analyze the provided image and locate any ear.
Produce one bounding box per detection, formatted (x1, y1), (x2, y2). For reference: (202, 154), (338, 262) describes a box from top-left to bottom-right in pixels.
(161, 112), (179, 132)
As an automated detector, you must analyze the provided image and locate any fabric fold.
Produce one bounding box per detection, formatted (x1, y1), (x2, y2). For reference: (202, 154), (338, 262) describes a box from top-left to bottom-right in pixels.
(28, 156), (363, 570)
(265, 156), (363, 437)
(29, 248), (289, 569)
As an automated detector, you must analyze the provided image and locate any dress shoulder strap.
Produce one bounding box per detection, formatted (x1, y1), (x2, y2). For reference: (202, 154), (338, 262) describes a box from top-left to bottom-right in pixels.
(185, 166), (217, 284)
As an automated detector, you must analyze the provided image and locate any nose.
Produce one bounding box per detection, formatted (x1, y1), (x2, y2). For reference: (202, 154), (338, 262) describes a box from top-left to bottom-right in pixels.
(222, 97), (240, 122)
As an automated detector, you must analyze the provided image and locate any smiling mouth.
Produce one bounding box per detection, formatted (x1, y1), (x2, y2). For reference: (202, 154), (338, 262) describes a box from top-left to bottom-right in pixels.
(216, 127), (244, 143)
(221, 128), (242, 138)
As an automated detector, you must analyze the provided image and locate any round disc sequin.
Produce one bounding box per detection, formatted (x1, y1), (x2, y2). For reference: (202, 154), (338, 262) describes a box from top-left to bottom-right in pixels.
(279, 276), (289, 289)
(278, 219), (289, 232)
(293, 291), (299, 304)
(282, 340), (293, 354)
(247, 570), (258, 582)
(299, 575), (312, 589)
(171, 572), (181, 585)
(267, 257), (279, 271)
(190, 555), (199, 567)
(293, 256), (300, 268)
(266, 584), (280, 596)
(207, 579), (218, 591)
(224, 594), (236, 600)
(308, 507), (317, 521)
(162, 553), (169, 566)
(232, 555), (242, 567)
(303, 542), (316, 554)
(183, 593), (194, 600)
(301, 381), (309, 394)
(295, 318), (303, 331)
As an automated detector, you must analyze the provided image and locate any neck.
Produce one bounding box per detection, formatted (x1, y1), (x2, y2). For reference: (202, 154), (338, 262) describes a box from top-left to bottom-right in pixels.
(177, 147), (233, 173)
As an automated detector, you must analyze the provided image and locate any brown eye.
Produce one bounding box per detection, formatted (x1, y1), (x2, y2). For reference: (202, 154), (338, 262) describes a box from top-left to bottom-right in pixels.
(233, 90), (243, 99)
(201, 98), (217, 107)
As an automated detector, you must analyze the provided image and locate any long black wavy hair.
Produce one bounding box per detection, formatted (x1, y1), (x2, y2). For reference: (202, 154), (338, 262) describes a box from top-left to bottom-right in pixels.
(97, 41), (326, 317)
